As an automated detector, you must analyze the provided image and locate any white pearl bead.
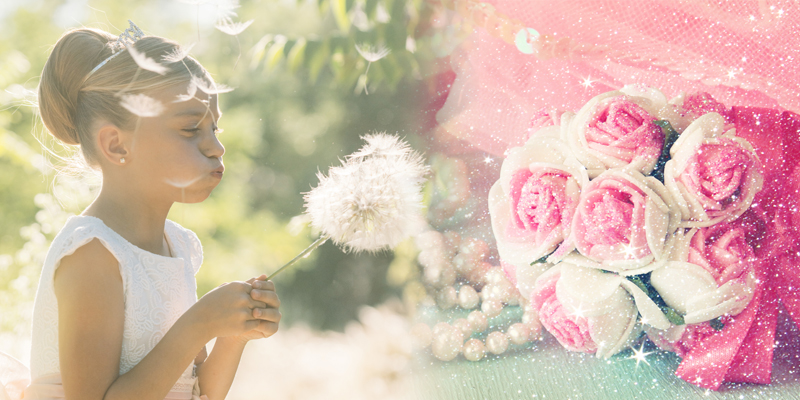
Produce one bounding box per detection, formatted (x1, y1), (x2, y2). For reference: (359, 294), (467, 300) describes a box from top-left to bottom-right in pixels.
(467, 310), (488, 333)
(410, 323), (432, 349)
(458, 285), (479, 309)
(481, 299), (503, 318)
(437, 265), (457, 288)
(460, 238), (489, 261)
(486, 331), (509, 355)
(443, 231), (461, 253)
(436, 286), (458, 309)
(453, 252), (477, 276)
(462, 339), (486, 361)
(507, 323), (530, 345)
(431, 323), (463, 361)
(453, 318), (472, 336)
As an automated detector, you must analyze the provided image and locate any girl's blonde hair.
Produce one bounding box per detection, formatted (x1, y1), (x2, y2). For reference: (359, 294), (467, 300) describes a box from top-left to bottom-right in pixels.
(38, 27), (209, 168)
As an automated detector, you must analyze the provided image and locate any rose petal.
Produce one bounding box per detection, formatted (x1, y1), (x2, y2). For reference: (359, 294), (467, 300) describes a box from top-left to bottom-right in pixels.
(650, 261), (718, 314)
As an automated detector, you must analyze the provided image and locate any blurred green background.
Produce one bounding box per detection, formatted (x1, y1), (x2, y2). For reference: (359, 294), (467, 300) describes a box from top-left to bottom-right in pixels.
(0, 0), (435, 359)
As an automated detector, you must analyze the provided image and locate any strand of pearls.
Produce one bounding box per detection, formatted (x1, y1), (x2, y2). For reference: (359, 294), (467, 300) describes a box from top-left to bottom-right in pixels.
(413, 230), (543, 361)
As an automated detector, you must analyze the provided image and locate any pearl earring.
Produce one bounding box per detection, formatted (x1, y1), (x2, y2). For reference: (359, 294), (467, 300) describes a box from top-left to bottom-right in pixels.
(120, 157), (126, 164)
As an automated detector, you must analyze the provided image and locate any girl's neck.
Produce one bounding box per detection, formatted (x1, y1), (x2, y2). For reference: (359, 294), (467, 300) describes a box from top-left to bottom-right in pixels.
(82, 187), (173, 257)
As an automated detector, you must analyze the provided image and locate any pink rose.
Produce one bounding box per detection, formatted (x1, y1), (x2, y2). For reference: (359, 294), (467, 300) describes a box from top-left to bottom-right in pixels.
(565, 87), (676, 177)
(679, 92), (733, 123)
(530, 260), (670, 358)
(571, 168), (680, 273)
(489, 129), (588, 289)
(650, 224), (757, 324)
(688, 223), (756, 286)
(645, 318), (732, 358)
(531, 270), (597, 353)
(665, 113), (764, 227)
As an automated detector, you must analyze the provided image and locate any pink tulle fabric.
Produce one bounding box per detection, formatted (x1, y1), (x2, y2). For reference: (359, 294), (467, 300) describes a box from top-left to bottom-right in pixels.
(436, 0), (800, 156)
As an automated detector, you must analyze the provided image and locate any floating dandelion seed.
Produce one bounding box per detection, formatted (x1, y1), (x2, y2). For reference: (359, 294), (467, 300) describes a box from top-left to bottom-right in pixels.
(127, 44), (168, 75)
(356, 43), (391, 63)
(214, 0), (241, 23)
(355, 43), (391, 95)
(162, 43), (196, 63)
(191, 75), (235, 95)
(215, 19), (253, 36)
(174, 80), (198, 103)
(119, 93), (164, 117)
(267, 133), (428, 279)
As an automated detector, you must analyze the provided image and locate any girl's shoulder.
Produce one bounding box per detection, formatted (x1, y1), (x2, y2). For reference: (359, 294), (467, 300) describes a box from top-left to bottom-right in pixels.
(47, 215), (135, 270)
(46, 216), (204, 275)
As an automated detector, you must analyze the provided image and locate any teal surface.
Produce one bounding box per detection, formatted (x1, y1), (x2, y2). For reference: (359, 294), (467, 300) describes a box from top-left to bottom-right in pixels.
(410, 306), (800, 400)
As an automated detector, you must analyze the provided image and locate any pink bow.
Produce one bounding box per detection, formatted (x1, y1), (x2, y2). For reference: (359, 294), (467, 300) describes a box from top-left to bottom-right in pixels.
(674, 108), (800, 390)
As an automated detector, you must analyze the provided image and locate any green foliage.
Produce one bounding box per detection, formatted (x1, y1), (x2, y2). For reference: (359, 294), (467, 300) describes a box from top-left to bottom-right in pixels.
(249, 0), (434, 93)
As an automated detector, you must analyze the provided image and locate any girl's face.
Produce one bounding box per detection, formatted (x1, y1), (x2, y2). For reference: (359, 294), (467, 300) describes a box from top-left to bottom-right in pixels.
(125, 82), (225, 204)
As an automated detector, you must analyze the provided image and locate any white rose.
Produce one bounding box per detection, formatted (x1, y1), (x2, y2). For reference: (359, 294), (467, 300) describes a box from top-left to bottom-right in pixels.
(489, 126), (589, 291)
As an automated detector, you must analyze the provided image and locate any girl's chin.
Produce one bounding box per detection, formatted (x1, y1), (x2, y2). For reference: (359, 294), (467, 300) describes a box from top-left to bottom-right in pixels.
(173, 186), (218, 203)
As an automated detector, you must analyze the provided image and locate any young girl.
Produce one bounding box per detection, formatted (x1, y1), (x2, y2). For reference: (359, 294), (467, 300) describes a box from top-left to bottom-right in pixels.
(10, 23), (281, 399)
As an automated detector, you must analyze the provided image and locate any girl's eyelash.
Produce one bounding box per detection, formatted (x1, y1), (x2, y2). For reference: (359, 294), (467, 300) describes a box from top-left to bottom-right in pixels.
(182, 126), (223, 135)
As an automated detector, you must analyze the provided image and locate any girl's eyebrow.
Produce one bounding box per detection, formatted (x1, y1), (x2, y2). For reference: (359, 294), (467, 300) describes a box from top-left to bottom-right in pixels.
(172, 109), (223, 120)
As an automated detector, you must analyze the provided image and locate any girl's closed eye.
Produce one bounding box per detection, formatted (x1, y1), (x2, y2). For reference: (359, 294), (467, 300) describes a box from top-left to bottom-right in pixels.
(181, 125), (222, 135)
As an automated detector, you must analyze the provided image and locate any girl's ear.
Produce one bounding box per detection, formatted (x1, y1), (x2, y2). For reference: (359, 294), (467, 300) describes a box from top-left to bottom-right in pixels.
(96, 123), (130, 166)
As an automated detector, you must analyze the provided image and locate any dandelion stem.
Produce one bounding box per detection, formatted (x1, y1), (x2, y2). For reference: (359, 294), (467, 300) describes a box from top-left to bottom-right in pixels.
(363, 62), (372, 95)
(267, 234), (330, 280)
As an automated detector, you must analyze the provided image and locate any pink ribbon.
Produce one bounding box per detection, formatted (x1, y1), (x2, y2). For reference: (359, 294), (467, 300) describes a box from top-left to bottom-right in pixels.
(674, 108), (800, 390)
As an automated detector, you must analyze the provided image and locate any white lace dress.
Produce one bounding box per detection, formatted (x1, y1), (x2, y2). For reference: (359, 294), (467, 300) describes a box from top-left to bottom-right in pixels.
(28, 215), (203, 396)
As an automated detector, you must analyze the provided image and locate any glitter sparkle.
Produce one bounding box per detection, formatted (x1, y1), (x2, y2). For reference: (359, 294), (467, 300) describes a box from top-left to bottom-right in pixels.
(629, 342), (653, 367)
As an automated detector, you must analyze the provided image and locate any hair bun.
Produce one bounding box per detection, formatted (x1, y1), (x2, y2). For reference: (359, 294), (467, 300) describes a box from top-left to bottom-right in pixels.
(38, 28), (115, 145)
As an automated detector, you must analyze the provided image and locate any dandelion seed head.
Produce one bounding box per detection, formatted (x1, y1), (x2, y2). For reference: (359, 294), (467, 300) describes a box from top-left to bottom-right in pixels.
(305, 134), (428, 253)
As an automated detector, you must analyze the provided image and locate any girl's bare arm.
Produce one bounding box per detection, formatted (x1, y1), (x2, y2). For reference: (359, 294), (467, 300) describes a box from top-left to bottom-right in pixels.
(55, 238), (264, 400)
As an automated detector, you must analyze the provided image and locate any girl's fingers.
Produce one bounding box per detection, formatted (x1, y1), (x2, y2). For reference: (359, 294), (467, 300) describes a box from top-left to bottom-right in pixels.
(250, 289), (280, 307)
(252, 307), (281, 322)
(252, 280), (275, 291)
(248, 299), (268, 310)
(256, 321), (279, 337)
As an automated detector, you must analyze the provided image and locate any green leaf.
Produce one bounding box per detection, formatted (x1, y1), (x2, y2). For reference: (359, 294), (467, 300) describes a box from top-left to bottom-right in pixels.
(330, 0), (350, 32)
(249, 34), (274, 69)
(307, 40), (330, 83)
(650, 120), (680, 183)
(265, 36), (288, 69)
(286, 37), (307, 72)
(710, 318), (725, 331)
(664, 307), (685, 326)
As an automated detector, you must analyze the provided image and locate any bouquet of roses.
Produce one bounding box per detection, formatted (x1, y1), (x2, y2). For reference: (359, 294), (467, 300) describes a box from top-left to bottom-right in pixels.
(489, 85), (793, 389)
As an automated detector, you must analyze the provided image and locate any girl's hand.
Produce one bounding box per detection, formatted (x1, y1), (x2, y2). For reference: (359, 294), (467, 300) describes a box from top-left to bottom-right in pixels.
(226, 275), (281, 344)
(189, 279), (270, 340)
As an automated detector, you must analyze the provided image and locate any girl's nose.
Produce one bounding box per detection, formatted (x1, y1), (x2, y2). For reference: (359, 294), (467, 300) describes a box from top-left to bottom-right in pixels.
(204, 132), (225, 158)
